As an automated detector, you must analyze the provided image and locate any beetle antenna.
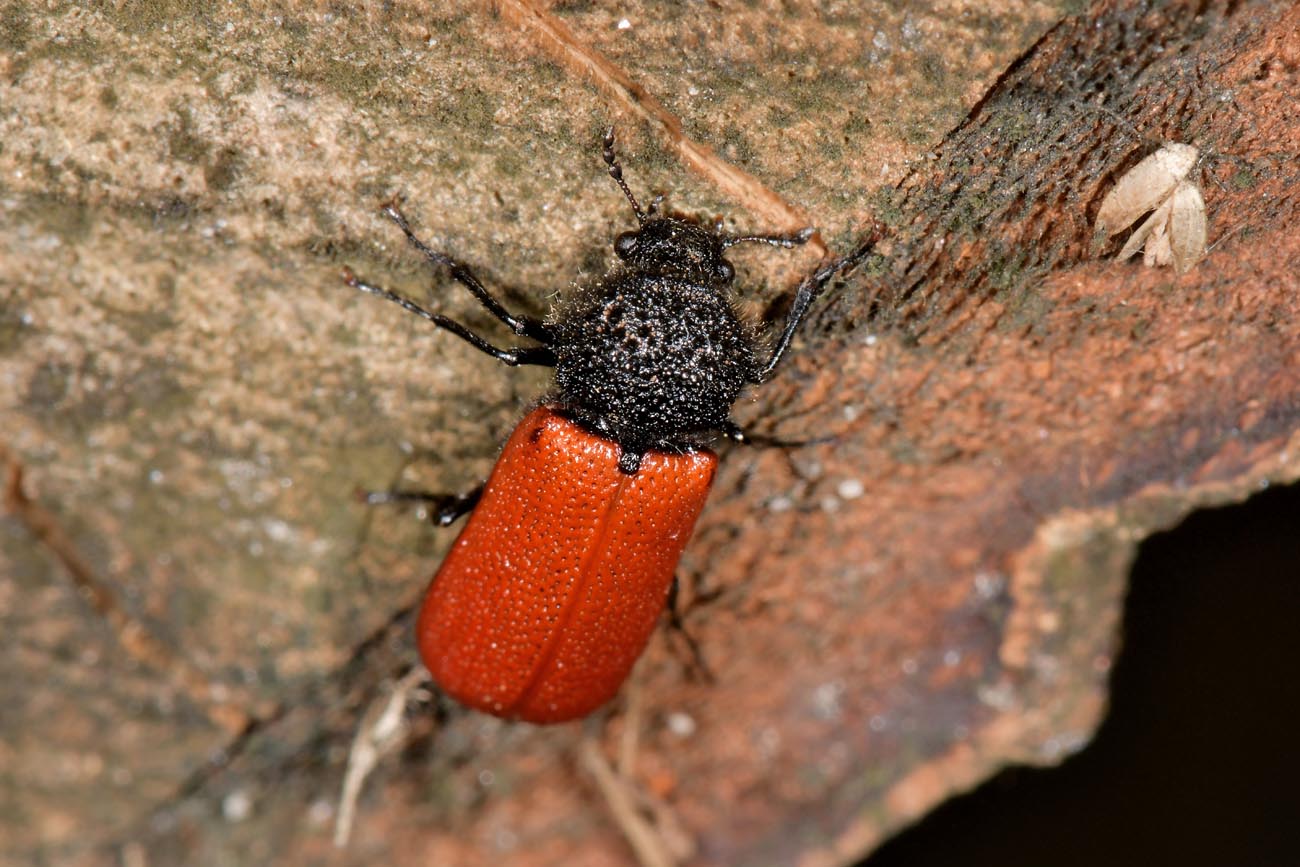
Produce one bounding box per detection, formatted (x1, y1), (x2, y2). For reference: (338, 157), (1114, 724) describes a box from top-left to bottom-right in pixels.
(602, 126), (646, 223)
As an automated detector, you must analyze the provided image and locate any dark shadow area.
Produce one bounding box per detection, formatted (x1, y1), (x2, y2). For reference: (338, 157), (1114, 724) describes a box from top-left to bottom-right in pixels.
(865, 481), (1300, 867)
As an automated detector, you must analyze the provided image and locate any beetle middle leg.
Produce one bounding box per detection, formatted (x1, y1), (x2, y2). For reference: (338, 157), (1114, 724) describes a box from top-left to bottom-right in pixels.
(357, 483), (484, 527)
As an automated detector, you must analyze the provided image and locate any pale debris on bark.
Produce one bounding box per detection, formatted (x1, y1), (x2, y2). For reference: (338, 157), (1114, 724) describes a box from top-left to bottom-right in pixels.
(333, 667), (432, 849)
(1096, 143), (1208, 273)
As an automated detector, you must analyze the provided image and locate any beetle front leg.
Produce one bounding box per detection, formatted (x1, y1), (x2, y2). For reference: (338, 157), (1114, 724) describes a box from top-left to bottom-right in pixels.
(343, 268), (556, 367)
(381, 203), (554, 344)
(758, 257), (843, 381)
(723, 226), (816, 250)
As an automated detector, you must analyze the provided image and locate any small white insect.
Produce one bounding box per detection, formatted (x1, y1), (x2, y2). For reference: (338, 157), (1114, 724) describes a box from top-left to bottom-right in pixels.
(1095, 143), (1208, 274)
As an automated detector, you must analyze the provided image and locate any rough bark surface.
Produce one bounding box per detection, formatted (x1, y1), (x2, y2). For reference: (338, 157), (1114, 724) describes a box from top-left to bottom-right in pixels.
(2, 0), (1297, 865)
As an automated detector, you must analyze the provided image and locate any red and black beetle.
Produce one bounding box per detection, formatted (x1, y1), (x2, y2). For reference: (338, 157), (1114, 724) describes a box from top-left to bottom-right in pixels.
(344, 129), (835, 723)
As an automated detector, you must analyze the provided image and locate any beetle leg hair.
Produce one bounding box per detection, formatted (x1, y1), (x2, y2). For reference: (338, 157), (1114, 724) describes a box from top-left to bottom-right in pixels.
(381, 202), (554, 345)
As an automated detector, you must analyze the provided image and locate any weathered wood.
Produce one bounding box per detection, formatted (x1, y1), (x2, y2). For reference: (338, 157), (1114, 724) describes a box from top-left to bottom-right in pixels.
(2, 0), (1297, 865)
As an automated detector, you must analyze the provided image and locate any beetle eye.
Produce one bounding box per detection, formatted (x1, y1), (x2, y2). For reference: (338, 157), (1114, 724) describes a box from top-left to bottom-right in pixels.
(614, 231), (638, 259)
(717, 260), (735, 282)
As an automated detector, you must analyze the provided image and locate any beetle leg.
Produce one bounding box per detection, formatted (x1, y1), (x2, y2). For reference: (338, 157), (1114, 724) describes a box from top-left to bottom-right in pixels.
(357, 484), (484, 527)
(719, 420), (834, 449)
(757, 218), (891, 382)
(666, 577), (714, 684)
(343, 268), (556, 367)
(381, 203), (554, 344)
(722, 226), (815, 250)
(720, 421), (748, 444)
(758, 256), (842, 382)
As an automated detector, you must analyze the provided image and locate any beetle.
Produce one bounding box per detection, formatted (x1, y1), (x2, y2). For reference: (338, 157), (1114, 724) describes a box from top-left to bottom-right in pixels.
(344, 128), (836, 723)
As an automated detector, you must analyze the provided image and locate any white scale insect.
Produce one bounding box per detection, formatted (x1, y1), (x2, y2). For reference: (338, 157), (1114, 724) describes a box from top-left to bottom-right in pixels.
(1095, 143), (1208, 274)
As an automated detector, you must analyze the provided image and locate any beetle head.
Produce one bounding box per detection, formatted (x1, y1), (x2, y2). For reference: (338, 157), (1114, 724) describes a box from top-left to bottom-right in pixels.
(613, 217), (735, 286)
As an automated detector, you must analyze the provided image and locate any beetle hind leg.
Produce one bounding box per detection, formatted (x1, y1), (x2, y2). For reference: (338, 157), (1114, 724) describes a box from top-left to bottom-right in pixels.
(665, 577), (715, 684)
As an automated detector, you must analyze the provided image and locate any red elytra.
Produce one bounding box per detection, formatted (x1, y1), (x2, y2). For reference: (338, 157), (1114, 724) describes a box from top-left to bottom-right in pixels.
(416, 406), (718, 724)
